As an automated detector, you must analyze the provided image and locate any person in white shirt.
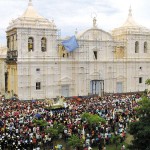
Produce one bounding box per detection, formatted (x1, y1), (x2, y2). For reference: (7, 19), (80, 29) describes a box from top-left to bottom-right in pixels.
(36, 145), (40, 150)
(121, 144), (125, 150)
(88, 146), (92, 150)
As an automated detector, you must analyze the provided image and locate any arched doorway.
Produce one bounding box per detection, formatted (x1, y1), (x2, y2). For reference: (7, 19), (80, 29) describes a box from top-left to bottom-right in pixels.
(90, 80), (104, 96)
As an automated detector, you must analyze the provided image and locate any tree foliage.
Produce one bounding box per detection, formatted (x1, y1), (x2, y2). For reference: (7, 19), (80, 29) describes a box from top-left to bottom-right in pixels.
(81, 112), (106, 126)
(32, 119), (48, 127)
(53, 122), (65, 133)
(45, 127), (59, 138)
(44, 122), (65, 139)
(111, 134), (120, 150)
(145, 78), (150, 85)
(67, 134), (84, 149)
(128, 96), (150, 150)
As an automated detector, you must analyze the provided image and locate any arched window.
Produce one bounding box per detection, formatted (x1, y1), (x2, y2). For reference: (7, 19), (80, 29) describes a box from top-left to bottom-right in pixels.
(135, 41), (139, 53)
(7, 37), (10, 49)
(28, 37), (34, 52)
(9, 36), (13, 50)
(144, 41), (147, 53)
(93, 51), (97, 60)
(41, 37), (47, 52)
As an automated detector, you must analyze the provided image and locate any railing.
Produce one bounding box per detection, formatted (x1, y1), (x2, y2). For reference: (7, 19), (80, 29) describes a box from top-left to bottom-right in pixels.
(6, 50), (18, 62)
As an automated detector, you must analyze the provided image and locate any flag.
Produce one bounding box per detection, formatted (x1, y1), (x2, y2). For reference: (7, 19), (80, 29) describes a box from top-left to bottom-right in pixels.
(62, 35), (79, 52)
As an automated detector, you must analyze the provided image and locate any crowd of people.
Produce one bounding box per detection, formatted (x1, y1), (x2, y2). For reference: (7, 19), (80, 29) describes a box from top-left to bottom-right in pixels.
(0, 93), (141, 150)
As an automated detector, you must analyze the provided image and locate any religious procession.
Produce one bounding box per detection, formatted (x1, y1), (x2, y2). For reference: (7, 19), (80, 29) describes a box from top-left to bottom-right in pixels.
(0, 0), (150, 150)
(0, 93), (141, 150)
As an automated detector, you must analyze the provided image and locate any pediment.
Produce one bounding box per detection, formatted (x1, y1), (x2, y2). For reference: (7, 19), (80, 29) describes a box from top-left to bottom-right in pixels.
(60, 76), (73, 82)
(90, 72), (100, 76)
(92, 47), (99, 51)
(90, 72), (104, 80)
(116, 75), (126, 79)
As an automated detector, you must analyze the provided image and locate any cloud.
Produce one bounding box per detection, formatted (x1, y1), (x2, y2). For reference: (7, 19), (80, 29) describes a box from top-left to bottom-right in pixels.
(0, 0), (150, 44)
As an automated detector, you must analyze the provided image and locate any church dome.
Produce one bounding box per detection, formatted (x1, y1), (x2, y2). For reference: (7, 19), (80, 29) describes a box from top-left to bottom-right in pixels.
(7, 0), (56, 31)
(21, 0), (44, 19)
(112, 7), (150, 36)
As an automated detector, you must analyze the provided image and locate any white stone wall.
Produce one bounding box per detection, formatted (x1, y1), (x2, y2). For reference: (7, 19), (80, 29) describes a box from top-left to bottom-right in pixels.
(5, 1), (150, 100)
(16, 26), (150, 99)
(0, 60), (5, 94)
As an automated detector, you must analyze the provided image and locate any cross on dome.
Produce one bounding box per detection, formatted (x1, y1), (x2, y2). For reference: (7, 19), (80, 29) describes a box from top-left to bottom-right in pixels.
(93, 17), (97, 28)
(128, 6), (132, 17)
(121, 5), (139, 27)
(28, 0), (33, 6)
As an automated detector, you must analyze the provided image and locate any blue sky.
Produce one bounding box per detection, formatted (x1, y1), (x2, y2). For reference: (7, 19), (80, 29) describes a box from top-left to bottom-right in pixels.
(0, 0), (150, 45)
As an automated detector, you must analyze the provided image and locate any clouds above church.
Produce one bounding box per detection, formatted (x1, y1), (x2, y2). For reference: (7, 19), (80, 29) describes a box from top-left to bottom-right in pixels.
(0, 0), (150, 44)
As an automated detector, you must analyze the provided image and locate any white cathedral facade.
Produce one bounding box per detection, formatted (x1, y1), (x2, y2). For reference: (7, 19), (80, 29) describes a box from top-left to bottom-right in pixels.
(5, 0), (150, 100)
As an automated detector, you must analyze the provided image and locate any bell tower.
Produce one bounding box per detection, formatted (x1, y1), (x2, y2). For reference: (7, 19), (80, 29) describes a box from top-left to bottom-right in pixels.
(6, 0), (57, 100)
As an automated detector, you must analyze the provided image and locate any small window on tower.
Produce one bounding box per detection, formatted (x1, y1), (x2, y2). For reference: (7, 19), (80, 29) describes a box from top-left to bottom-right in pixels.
(28, 37), (34, 51)
(144, 42), (147, 53)
(7, 37), (10, 49)
(93, 51), (97, 60)
(41, 37), (47, 52)
(36, 82), (41, 90)
(139, 77), (142, 84)
(135, 41), (139, 53)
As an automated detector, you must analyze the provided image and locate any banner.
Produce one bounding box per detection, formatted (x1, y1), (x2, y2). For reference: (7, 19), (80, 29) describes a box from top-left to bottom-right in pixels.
(62, 36), (79, 52)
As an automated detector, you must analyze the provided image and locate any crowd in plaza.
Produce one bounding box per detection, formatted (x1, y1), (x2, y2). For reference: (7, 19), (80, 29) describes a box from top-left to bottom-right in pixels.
(0, 93), (141, 150)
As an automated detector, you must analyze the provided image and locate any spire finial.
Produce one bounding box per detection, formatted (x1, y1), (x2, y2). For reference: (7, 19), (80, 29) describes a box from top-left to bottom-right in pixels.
(91, 12), (97, 28)
(129, 5), (132, 16)
(75, 28), (78, 35)
(28, 0), (32, 6)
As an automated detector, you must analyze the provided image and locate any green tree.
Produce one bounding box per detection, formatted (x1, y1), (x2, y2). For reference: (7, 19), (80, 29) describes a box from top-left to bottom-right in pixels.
(81, 112), (106, 126)
(53, 122), (65, 133)
(45, 122), (65, 139)
(45, 127), (59, 139)
(145, 78), (150, 85)
(67, 134), (84, 149)
(145, 78), (150, 95)
(111, 134), (120, 150)
(81, 112), (91, 120)
(32, 119), (48, 131)
(33, 119), (48, 126)
(128, 96), (150, 150)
